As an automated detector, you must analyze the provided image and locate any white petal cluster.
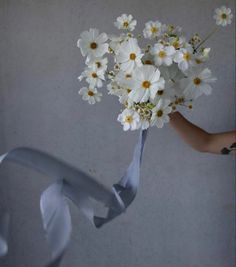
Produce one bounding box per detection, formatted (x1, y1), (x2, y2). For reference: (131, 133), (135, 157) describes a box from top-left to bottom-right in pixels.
(117, 109), (140, 131)
(128, 65), (164, 103)
(151, 43), (176, 66)
(115, 38), (143, 72)
(79, 87), (102, 105)
(151, 99), (172, 128)
(77, 28), (108, 59)
(143, 21), (162, 39)
(114, 14), (137, 31)
(180, 68), (217, 99)
(214, 6), (233, 26)
(174, 45), (195, 72)
(76, 8), (231, 130)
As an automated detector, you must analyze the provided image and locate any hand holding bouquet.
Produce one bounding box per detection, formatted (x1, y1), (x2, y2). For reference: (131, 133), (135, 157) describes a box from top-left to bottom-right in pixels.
(77, 6), (233, 131)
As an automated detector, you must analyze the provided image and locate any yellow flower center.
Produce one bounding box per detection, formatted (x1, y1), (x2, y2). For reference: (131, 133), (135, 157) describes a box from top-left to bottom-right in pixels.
(193, 77), (201, 85)
(158, 50), (166, 58)
(90, 42), (97, 49)
(221, 13), (227, 19)
(173, 41), (180, 49)
(123, 21), (129, 28)
(151, 27), (158, 33)
(91, 72), (97, 78)
(157, 90), (164, 96)
(130, 53), (136, 60)
(183, 52), (191, 61)
(96, 62), (101, 68)
(142, 80), (151, 89)
(87, 90), (95, 96)
(144, 60), (152, 65)
(195, 58), (202, 64)
(156, 110), (163, 117)
(125, 115), (133, 123)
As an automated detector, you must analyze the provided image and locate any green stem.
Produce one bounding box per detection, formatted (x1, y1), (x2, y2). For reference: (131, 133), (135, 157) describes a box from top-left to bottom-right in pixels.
(195, 26), (218, 51)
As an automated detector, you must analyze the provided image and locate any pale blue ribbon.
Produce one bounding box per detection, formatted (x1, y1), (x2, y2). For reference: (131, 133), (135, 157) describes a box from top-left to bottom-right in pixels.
(0, 129), (147, 266)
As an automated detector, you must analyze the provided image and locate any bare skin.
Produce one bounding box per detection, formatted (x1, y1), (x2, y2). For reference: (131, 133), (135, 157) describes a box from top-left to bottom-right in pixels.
(169, 112), (236, 155)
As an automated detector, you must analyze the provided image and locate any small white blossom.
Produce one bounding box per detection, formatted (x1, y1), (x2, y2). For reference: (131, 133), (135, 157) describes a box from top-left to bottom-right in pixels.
(214, 6), (233, 26)
(143, 21), (162, 39)
(151, 99), (172, 128)
(129, 65), (165, 103)
(151, 43), (176, 66)
(79, 87), (102, 104)
(180, 68), (217, 99)
(77, 28), (108, 59)
(114, 14), (137, 31)
(117, 109), (141, 131)
(174, 45), (195, 71)
(85, 57), (108, 71)
(115, 38), (143, 72)
(78, 66), (105, 88)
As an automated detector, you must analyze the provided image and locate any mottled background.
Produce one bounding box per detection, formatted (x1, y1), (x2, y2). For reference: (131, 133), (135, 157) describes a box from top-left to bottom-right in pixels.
(0, 0), (235, 266)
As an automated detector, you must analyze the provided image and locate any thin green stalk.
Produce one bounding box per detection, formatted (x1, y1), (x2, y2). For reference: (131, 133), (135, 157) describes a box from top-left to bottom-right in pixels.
(195, 26), (219, 51)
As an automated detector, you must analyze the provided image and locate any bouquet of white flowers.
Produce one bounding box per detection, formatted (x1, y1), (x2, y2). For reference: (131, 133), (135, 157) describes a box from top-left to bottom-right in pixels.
(77, 6), (233, 131)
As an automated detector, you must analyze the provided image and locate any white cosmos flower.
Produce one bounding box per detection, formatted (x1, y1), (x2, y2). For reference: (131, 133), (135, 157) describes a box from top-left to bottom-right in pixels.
(114, 14), (137, 31)
(214, 6), (233, 26)
(85, 57), (108, 71)
(151, 99), (172, 128)
(115, 38), (143, 72)
(79, 87), (102, 104)
(151, 43), (176, 66)
(180, 68), (217, 99)
(128, 65), (165, 103)
(117, 109), (140, 131)
(174, 45), (195, 72)
(77, 28), (108, 59)
(78, 66), (105, 88)
(143, 21), (162, 39)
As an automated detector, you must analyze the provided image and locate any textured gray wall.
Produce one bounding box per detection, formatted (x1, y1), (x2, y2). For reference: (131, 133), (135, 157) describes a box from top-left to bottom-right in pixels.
(0, 0), (235, 266)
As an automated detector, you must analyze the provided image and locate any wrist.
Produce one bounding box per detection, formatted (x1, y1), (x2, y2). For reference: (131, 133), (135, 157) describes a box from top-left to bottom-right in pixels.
(169, 111), (181, 120)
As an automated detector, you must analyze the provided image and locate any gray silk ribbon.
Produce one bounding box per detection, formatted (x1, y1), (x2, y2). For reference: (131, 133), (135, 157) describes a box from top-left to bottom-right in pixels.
(0, 129), (147, 266)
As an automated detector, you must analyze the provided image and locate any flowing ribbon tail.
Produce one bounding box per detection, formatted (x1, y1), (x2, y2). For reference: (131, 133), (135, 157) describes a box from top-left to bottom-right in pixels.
(93, 129), (148, 227)
(0, 129), (148, 266)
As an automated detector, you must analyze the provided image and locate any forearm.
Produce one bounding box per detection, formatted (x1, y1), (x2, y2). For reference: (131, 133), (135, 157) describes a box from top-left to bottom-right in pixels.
(169, 112), (236, 154)
(169, 112), (211, 152)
